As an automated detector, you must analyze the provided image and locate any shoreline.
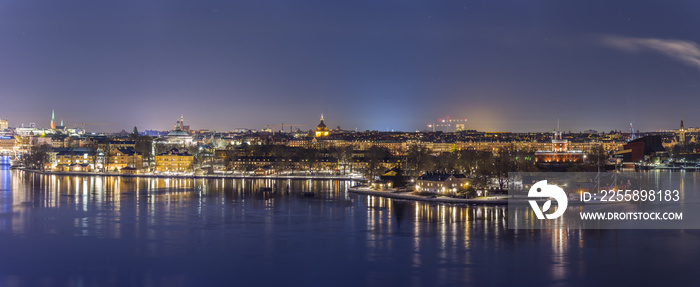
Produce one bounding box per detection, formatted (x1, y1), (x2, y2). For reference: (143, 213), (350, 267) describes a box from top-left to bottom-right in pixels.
(347, 186), (510, 205)
(14, 168), (362, 181)
(16, 168), (523, 205)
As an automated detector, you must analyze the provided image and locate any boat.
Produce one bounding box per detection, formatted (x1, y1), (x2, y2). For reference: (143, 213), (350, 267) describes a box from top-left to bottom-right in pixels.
(300, 191), (314, 197)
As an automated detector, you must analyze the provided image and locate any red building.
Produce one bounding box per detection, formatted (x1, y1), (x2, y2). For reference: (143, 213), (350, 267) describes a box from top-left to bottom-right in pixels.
(615, 136), (666, 163)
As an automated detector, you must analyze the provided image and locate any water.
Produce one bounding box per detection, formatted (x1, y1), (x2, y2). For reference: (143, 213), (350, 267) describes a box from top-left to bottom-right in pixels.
(1, 163), (700, 286)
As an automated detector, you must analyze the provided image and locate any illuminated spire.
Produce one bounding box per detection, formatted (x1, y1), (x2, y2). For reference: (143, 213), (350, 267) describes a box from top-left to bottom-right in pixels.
(50, 109), (56, 129)
(321, 113), (324, 121)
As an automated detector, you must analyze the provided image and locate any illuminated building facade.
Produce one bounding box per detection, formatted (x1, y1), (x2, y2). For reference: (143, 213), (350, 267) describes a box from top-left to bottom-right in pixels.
(107, 148), (143, 171)
(615, 135), (666, 164)
(155, 148), (194, 173)
(108, 140), (136, 149)
(534, 131), (584, 170)
(315, 114), (329, 137)
(174, 115), (190, 132)
(53, 148), (97, 171)
(157, 116), (194, 147)
(0, 136), (15, 152)
(416, 173), (468, 194)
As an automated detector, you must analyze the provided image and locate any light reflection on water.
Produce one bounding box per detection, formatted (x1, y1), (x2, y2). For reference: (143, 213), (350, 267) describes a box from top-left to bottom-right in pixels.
(0, 165), (700, 286)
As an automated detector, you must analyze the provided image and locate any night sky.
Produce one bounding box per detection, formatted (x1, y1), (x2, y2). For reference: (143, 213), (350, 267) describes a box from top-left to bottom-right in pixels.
(1, 1), (699, 133)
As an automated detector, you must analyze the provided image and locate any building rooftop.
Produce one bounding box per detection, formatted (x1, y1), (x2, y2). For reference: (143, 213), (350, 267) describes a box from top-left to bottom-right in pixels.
(418, 172), (467, 182)
(167, 130), (191, 137)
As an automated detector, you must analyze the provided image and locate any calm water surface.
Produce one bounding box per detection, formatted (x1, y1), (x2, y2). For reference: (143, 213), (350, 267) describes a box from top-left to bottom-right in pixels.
(1, 164), (699, 286)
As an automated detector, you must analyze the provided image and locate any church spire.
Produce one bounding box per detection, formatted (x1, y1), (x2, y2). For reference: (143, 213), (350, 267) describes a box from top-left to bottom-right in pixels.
(679, 112), (686, 143)
(50, 109), (56, 129)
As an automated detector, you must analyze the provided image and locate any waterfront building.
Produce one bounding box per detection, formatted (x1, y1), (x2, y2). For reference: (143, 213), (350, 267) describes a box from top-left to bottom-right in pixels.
(227, 156), (337, 172)
(155, 148), (194, 173)
(0, 136), (15, 153)
(416, 172), (468, 193)
(107, 148), (143, 171)
(119, 166), (139, 174)
(614, 135), (667, 164)
(0, 119), (8, 130)
(53, 148), (97, 171)
(15, 136), (31, 154)
(379, 167), (409, 187)
(315, 114), (329, 137)
(58, 163), (92, 172)
(230, 156), (284, 171)
(254, 166), (275, 176)
(371, 179), (392, 190)
(534, 130), (585, 170)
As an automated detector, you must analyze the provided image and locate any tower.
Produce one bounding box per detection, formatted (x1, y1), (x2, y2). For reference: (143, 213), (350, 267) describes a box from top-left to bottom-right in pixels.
(50, 109), (56, 130)
(629, 123), (636, 141)
(552, 120), (567, 152)
(174, 115), (184, 131)
(679, 113), (686, 144)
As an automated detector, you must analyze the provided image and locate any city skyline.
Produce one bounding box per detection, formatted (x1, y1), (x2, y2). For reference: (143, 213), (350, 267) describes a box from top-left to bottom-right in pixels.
(0, 109), (690, 134)
(1, 1), (699, 132)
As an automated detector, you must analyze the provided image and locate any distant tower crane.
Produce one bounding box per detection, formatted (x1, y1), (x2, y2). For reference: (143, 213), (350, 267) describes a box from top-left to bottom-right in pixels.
(265, 123), (306, 136)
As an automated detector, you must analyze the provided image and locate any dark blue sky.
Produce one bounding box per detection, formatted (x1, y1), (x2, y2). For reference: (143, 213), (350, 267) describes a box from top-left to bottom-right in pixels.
(1, 1), (699, 132)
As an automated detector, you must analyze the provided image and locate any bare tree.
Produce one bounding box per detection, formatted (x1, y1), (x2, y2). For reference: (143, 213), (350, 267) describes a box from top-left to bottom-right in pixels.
(364, 145), (390, 180)
(24, 143), (51, 170)
(405, 145), (433, 176)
